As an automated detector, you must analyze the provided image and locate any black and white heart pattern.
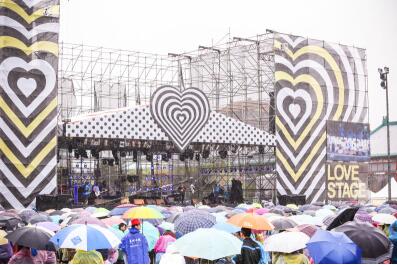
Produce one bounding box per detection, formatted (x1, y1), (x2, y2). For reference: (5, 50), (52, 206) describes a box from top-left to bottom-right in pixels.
(150, 86), (211, 151)
(0, 57), (56, 117)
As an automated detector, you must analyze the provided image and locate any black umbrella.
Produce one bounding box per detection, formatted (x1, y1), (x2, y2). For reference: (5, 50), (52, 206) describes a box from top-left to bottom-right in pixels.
(28, 214), (51, 224)
(271, 218), (298, 230)
(0, 216), (23, 231)
(333, 221), (393, 263)
(6, 226), (55, 250)
(49, 210), (65, 216)
(326, 207), (359, 231)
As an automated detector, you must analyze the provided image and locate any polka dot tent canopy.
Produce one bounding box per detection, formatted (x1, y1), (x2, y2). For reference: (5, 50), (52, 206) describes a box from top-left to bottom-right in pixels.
(63, 106), (275, 147)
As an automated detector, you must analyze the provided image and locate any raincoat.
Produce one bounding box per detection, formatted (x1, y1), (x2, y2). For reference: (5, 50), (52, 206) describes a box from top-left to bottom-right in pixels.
(272, 252), (310, 264)
(233, 237), (261, 264)
(119, 227), (150, 264)
(390, 220), (397, 264)
(8, 248), (50, 264)
(154, 235), (176, 253)
(0, 243), (12, 262)
(69, 249), (104, 264)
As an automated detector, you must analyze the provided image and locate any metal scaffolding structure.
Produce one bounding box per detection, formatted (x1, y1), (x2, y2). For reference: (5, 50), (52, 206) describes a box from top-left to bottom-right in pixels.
(57, 32), (277, 203)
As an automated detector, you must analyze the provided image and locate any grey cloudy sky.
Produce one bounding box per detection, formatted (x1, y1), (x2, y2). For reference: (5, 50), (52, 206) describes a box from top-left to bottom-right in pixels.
(59, 0), (397, 129)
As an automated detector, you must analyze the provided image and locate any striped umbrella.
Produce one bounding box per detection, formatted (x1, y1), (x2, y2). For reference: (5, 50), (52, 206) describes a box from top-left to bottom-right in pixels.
(287, 224), (319, 237)
(50, 224), (121, 251)
(175, 214), (216, 235)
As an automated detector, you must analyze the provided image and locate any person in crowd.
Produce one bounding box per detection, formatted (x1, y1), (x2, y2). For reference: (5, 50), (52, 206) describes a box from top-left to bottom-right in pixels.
(0, 237), (12, 264)
(178, 185), (186, 205)
(69, 249), (104, 264)
(119, 219), (149, 264)
(118, 223), (127, 233)
(233, 228), (261, 264)
(154, 231), (176, 263)
(104, 249), (118, 264)
(60, 248), (75, 264)
(390, 220), (397, 264)
(8, 246), (49, 264)
(272, 250), (310, 264)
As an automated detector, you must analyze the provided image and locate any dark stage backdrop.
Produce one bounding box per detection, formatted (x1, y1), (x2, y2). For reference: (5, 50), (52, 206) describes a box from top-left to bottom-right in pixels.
(0, 0), (59, 208)
(274, 33), (369, 202)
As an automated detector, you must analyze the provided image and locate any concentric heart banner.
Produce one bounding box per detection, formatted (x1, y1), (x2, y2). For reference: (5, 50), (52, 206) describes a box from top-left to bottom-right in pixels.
(0, 0), (59, 209)
(274, 33), (368, 203)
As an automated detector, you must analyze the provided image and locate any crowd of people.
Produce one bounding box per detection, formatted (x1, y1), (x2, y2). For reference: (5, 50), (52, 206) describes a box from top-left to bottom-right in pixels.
(0, 200), (396, 264)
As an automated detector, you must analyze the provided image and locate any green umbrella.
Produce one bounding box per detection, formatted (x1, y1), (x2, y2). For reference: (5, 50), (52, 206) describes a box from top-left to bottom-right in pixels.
(108, 227), (125, 240)
(92, 208), (110, 218)
(140, 221), (160, 251)
(173, 228), (242, 260)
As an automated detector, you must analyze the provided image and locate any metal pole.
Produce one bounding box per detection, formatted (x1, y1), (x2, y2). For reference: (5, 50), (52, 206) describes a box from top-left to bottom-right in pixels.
(386, 76), (391, 201)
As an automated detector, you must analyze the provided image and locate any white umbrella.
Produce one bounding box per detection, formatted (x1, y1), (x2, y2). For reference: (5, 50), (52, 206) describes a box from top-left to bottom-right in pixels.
(173, 228), (242, 260)
(289, 214), (323, 226)
(315, 209), (335, 218)
(372, 213), (396, 224)
(264, 231), (310, 253)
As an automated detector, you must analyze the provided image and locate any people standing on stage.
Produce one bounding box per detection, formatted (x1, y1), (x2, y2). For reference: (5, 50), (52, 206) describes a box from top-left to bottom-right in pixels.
(119, 219), (150, 264)
(177, 185), (186, 205)
(82, 182), (91, 205)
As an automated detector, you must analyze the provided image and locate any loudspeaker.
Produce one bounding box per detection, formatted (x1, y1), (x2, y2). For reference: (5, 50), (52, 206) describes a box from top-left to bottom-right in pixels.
(36, 195), (57, 211)
(277, 194), (306, 206)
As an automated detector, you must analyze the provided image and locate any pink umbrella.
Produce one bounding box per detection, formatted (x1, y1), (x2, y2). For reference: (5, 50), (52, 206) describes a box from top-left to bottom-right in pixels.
(71, 216), (107, 228)
(255, 208), (270, 215)
(102, 217), (126, 227)
(36, 221), (61, 232)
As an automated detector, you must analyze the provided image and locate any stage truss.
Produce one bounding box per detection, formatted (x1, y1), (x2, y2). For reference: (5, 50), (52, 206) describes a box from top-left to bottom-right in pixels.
(57, 32), (276, 203)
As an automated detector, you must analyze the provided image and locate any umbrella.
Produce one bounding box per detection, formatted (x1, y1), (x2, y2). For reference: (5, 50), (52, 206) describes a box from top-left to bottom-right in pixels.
(271, 218), (297, 230)
(50, 224), (121, 251)
(372, 213), (396, 225)
(91, 208), (110, 218)
(0, 229), (8, 244)
(85, 207), (97, 214)
(288, 214), (322, 226)
(123, 206), (164, 219)
(19, 209), (38, 223)
(49, 210), (65, 216)
(6, 226), (55, 250)
(264, 231), (309, 253)
(182, 210), (216, 223)
(287, 224), (318, 237)
(333, 221), (393, 263)
(286, 204), (298, 210)
(228, 213), (274, 230)
(307, 229), (362, 264)
(211, 212), (228, 223)
(140, 221), (160, 251)
(28, 214), (51, 224)
(175, 214), (216, 235)
(212, 222), (241, 234)
(315, 209), (335, 218)
(36, 222), (61, 232)
(300, 204), (321, 212)
(236, 203), (251, 210)
(71, 216), (107, 228)
(323, 205), (337, 211)
(108, 226), (127, 239)
(378, 207), (396, 215)
(354, 212), (373, 223)
(0, 215), (23, 231)
(269, 208), (285, 215)
(102, 216), (126, 227)
(166, 212), (182, 223)
(158, 222), (175, 232)
(255, 208), (270, 215)
(251, 203), (262, 209)
(326, 207), (359, 230)
(109, 204), (135, 216)
(173, 228), (242, 260)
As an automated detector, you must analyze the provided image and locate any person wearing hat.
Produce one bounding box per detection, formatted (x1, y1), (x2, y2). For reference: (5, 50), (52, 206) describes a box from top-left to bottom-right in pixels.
(119, 219), (150, 264)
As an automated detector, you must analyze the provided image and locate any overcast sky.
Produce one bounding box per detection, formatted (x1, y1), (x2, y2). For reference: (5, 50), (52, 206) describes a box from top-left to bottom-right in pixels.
(59, 0), (397, 129)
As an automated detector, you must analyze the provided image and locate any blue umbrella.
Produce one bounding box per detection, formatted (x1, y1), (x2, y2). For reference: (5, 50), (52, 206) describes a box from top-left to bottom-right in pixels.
(307, 229), (362, 264)
(212, 222), (240, 234)
(50, 224), (121, 251)
(140, 221), (160, 251)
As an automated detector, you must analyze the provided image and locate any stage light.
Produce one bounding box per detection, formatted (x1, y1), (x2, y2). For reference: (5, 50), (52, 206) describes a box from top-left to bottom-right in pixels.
(108, 159), (114, 166)
(146, 154), (153, 162)
(202, 148), (210, 159)
(259, 146), (264, 154)
(218, 149), (227, 159)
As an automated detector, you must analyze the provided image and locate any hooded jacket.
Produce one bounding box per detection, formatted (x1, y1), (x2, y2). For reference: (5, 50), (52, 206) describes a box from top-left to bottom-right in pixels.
(390, 220), (397, 264)
(234, 237), (261, 264)
(119, 227), (150, 264)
